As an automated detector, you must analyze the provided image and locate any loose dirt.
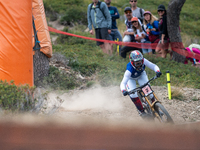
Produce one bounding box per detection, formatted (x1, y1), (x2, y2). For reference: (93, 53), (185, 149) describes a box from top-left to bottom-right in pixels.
(44, 85), (200, 125)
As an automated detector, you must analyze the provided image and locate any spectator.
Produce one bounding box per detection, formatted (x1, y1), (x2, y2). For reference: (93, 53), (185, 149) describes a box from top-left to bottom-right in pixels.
(120, 7), (142, 58)
(132, 17), (152, 54)
(143, 11), (159, 43)
(104, 0), (122, 53)
(155, 4), (171, 58)
(185, 44), (200, 66)
(123, 7), (135, 42)
(143, 11), (159, 54)
(87, 0), (112, 55)
(129, 0), (145, 23)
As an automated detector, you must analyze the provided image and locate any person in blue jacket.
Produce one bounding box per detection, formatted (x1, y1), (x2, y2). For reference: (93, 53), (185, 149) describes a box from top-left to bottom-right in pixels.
(143, 11), (160, 43)
(143, 11), (160, 54)
(105, 0), (122, 52)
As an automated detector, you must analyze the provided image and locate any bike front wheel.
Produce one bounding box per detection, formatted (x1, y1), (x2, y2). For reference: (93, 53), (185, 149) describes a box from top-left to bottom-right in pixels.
(154, 102), (174, 124)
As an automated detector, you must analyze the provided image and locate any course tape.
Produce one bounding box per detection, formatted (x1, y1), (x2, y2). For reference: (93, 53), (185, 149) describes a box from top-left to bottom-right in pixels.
(48, 26), (200, 61)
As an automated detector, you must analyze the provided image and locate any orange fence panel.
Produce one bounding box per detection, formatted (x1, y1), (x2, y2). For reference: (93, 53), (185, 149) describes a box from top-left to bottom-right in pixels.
(0, 0), (33, 86)
(32, 0), (52, 58)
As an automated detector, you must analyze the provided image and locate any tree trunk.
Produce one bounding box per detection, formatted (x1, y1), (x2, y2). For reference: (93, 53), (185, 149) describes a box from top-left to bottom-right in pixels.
(33, 43), (50, 86)
(167, 0), (186, 63)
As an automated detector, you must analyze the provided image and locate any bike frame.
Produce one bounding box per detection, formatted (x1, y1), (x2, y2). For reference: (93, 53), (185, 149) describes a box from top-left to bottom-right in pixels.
(129, 76), (163, 121)
(139, 88), (161, 120)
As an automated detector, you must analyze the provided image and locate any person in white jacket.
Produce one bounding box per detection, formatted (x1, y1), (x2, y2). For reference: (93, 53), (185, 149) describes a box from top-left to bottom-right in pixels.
(120, 50), (162, 118)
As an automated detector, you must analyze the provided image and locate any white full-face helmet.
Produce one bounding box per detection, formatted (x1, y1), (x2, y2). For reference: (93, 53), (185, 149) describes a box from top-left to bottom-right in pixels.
(129, 50), (144, 71)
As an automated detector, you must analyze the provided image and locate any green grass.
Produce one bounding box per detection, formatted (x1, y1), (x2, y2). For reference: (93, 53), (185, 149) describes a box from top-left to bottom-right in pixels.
(52, 24), (200, 89)
(44, 0), (200, 88)
(2, 0), (199, 112)
(44, 0), (200, 40)
(44, 0), (200, 89)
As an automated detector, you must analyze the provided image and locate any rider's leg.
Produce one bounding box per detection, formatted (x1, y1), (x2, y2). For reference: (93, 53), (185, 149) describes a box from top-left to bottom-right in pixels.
(126, 79), (144, 113)
(130, 97), (144, 113)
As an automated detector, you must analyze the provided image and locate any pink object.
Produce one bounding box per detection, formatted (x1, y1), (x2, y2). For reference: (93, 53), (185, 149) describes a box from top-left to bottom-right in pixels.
(184, 47), (200, 64)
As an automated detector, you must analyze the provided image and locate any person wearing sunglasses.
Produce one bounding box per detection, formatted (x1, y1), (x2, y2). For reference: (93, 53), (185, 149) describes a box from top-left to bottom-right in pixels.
(129, 0), (145, 23)
(122, 7), (135, 43)
(155, 4), (171, 58)
(120, 7), (143, 58)
(132, 17), (152, 54)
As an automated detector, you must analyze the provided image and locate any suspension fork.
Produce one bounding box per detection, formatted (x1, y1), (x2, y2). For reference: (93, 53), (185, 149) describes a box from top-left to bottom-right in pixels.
(144, 92), (160, 119)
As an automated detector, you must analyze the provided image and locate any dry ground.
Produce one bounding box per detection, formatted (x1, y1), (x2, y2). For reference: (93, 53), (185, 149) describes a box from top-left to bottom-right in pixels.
(43, 85), (200, 125)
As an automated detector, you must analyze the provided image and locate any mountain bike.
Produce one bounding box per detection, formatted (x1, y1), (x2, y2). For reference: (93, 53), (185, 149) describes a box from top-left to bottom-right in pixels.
(128, 75), (174, 124)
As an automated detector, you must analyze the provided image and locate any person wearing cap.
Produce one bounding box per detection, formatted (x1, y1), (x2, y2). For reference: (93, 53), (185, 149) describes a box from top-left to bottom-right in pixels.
(143, 11), (159, 44)
(122, 7), (135, 43)
(129, 0), (145, 23)
(155, 4), (171, 58)
(120, 7), (142, 58)
(132, 17), (152, 54)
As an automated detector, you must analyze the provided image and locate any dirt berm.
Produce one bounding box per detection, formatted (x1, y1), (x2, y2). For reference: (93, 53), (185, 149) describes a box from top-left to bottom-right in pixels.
(0, 85), (200, 150)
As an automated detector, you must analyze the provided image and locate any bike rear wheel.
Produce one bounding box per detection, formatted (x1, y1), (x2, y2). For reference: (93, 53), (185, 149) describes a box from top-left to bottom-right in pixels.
(154, 102), (174, 124)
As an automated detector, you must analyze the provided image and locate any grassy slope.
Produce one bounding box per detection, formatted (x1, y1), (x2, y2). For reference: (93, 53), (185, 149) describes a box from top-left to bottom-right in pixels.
(45, 0), (200, 89)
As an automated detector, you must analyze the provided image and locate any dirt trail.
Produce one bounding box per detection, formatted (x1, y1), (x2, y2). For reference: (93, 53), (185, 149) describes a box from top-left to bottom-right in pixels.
(45, 85), (200, 125)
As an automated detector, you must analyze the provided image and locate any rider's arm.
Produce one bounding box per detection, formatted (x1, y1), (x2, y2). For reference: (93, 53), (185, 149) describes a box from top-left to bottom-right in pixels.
(144, 58), (160, 72)
(120, 70), (131, 91)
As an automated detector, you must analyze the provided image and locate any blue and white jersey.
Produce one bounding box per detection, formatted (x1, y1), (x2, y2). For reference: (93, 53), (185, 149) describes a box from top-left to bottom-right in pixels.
(126, 62), (146, 78)
(120, 58), (160, 91)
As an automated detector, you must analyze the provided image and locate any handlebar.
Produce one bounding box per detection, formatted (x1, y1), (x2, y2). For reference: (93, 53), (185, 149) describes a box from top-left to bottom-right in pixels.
(128, 75), (158, 95)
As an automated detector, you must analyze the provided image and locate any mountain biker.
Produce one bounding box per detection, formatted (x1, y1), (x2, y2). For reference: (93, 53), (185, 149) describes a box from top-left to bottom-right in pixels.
(120, 50), (162, 118)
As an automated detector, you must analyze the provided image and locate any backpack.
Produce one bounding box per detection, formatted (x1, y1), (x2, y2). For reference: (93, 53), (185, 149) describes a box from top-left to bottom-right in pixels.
(138, 8), (143, 23)
(89, 1), (106, 19)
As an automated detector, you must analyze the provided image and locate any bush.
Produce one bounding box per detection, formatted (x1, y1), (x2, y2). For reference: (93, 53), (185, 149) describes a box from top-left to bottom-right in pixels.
(41, 66), (79, 90)
(0, 80), (35, 111)
(60, 7), (87, 26)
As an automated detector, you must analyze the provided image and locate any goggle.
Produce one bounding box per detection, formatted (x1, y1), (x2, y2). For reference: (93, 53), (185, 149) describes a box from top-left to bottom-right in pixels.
(134, 61), (142, 67)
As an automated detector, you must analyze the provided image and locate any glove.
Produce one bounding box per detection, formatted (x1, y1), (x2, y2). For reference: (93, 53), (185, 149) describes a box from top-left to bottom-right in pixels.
(156, 71), (162, 77)
(122, 90), (128, 96)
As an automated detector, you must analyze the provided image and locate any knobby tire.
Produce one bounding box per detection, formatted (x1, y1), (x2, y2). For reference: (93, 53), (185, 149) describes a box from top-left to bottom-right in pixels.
(154, 102), (174, 124)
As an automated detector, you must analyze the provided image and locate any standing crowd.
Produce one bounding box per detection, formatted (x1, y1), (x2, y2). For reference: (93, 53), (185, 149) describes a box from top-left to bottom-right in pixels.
(87, 0), (200, 65)
(87, 0), (171, 59)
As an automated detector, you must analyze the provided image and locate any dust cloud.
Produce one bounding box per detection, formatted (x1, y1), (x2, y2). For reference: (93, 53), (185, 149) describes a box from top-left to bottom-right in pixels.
(60, 86), (123, 112)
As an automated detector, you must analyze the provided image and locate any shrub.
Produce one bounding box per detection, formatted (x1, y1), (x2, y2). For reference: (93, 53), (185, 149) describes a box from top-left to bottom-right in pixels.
(0, 80), (36, 111)
(41, 66), (79, 90)
(60, 7), (87, 26)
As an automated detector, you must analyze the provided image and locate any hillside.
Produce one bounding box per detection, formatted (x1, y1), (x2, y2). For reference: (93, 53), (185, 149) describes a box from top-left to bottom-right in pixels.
(0, 2), (200, 148)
